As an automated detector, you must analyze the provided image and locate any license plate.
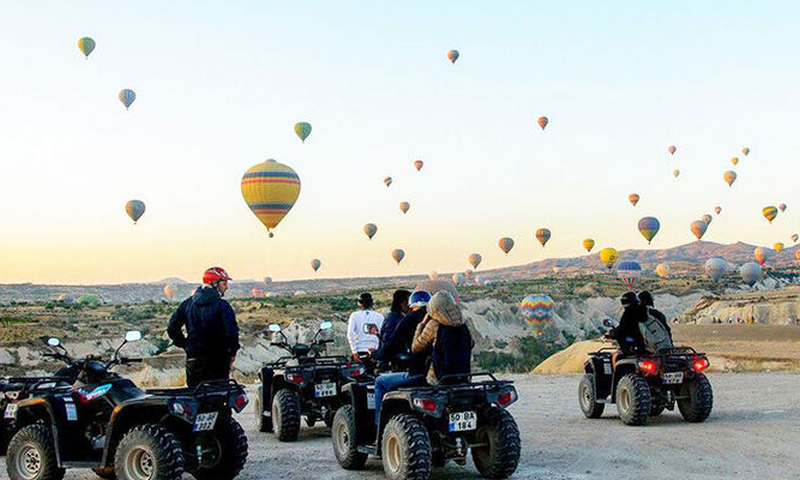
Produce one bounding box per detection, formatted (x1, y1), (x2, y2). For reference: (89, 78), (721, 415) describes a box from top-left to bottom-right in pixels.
(193, 412), (218, 432)
(662, 372), (684, 385)
(448, 411), (476, 432)
(315, 382), (337, 398)
(4, 403), (17, 419)
(366, 392), (376, 410)
(603, 362), (612, 375)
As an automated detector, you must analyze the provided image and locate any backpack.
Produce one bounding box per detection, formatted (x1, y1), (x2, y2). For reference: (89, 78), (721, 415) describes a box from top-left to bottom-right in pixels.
(432, 324), (472, 383)
(638, 308), (673, 352)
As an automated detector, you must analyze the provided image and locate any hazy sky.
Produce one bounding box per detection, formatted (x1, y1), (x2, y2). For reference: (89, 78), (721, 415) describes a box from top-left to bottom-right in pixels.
(1, 1), (798, 285)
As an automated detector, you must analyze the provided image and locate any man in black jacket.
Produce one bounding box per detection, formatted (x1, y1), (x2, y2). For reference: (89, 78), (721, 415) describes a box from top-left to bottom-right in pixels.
(168, 267), (240, 388)
(609, 292), (646, 362)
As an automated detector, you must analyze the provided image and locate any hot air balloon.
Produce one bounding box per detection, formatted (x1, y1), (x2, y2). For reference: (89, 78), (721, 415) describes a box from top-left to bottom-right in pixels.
(704, 257), (727, 282)
(399, 202), (410, 214)
(294, 122), (312, 142)
(428, 271), (438, 280)
(447, 49), (459, 63)
(119, 89), (136, 109)
(792, 234), (799, 243)
(762, 206), (778, 224)
(264, 276), (273, 287)
(779, 203), (787, 213)
(77, 37), (95, 58)
(125, 200), (146, 224)
(363, 223), (377, 240)
(673, 169), (680, 178)
(796, 251), (800, 261)
(452, 273), (464, 284)
(384, 177), (392, 187)
(250, 287), (263, 298)
(537, 116), (548, 130)
(498, 237), (515, 255)
(637, 217), (660, 244)
(413, 160), (424, 171)
(628, 193), (640, 207)
(723, 170), (737, 187)
(599, 248), (618, 270)
(617, 260), (642, 288)
(668, 145), (676, 155)
(520, 294), (555, 333)
(702, 214), (713, 226)
(774, 242), (784, 253)
(468, 253), (482, 270)
(535, 228), (551, 247)
(241, 159), (301, 238)
(690, 220), (708, 240)
(742, 147), (750, 156)
(163, 285), (175, 299)
(731, 157), (739, 166)
(656, 263), (670, 278)
(415, 280), (459, 304)
(392, 249), (405, 265)
(740, 262), (761, 287)
(311, 259), (321, 272)
(583, 238), (595, 252)
(753, 247), (769, 266)
(715, 206), (722, 215)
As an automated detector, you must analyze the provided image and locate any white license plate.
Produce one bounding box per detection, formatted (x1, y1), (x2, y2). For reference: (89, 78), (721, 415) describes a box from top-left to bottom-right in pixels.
(662, 372), (684, 385)
(315, 382), (337, 398)
(448, 411), (477, 432)
(366, 392), (376, 410)
(193, 412), (218, 432)
(4, 403), (18, 419)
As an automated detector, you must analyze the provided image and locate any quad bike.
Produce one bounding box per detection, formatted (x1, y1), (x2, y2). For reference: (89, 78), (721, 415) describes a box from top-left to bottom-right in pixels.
(5, 330), (249, 480)
(256, 320), (365, 441)
(332, 371), (521, 480)
(579, 323), (713, 426)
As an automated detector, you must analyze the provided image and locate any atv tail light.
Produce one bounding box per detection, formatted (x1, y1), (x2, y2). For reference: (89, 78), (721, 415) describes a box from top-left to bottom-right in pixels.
(347, 367), (365, 377)
(638, 360), (658, 375)
(692, 357), (710, 372)
(231, 392), (249, 413)
(413, 398), (438, 413)
(287, 374), (305, 384)
(497, 390), (515, 407)
(170, 401), (196, 421)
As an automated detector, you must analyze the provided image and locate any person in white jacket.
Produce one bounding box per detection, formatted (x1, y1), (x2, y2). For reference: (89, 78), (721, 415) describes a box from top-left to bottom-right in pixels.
(347, 292), (384, 362)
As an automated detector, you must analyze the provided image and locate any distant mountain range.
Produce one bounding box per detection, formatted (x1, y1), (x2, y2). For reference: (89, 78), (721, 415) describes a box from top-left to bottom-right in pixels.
(2, 241), (797, 304)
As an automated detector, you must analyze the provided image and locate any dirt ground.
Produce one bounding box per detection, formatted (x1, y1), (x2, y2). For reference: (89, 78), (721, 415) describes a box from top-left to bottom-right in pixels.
(6, 372), (798, 480)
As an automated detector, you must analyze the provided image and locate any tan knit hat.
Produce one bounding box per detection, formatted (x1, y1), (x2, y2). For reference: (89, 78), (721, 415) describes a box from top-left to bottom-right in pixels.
(427, 291), (464, 327)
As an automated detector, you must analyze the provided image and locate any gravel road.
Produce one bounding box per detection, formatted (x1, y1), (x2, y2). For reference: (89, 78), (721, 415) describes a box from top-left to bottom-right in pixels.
(3, 373), (799, 480)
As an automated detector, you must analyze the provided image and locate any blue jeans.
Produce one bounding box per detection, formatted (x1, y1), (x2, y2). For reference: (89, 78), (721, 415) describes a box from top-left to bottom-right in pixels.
(374, 372), (410, 425)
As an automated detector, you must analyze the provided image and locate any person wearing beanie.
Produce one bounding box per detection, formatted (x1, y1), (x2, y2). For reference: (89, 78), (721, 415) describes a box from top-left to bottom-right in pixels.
(412, 291), (472, 385)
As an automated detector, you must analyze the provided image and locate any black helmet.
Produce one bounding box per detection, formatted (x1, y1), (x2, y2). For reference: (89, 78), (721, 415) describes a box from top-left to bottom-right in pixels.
(358, 292), (374, 308)
(620, 291), (638, 307)
(638, 291), (654, 307)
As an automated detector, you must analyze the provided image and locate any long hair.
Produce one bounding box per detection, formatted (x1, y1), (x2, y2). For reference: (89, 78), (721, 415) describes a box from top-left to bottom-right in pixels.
(390, 289), (411, 313)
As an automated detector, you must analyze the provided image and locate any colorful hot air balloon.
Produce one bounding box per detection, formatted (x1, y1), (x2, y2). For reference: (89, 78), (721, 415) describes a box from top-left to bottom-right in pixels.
(690, 220), (708, 240)
(668, 145), (676, 155)
(774, 242), (784, 253)
(583, 238), (595, 252)
(715, 206), (722, 215)
(447, 49), (459, 63)
(294, 122), (312, 142)
(363, 223), (377, 240)
(125, 200), (146, 224)
(163, 285), (175, 299)
(673, 169), (680, 178)
(415, 279), (459, 304)
(702, 214), (713, 226)
(520, 294), (555, 333)
(754, 247), (768, 266)
(241, 159), (301, 238)
(779, 203), (787, 213)
(656, 263), (670, 278)
(637, 216), (660, 244)
(311, 259), (321, 272)
(468, 253), (482, 270)
(762, 206), (778, 223)
(413, 160), (424, 171)
(264, 276), (273, 286)
(740, 262), (761, 287)
(391, 249), (405, 265)
(452, 273), (464, 284)
(464, 269), (473, 281)
(119, 89), (136, 109)
(599, 248), (618, 270)
(537, 116), (548, 130)
(498, 237), (515, 255)
(617, 260), (642, 288)
(384, 177), (392, 187)
(628, 193), (640, 207)
(796, 251), (800, 261)
(731, 157), (739, 166)
(723, 170), (737, 187)
(535, 228), (551, 247)
(77, 37), (95, 58)
(792, 234), (799, 243)
(250, 287), (263, 298)
(741, 147), (750, 156)
(704, 257), (727, 282)
(399, 202), (410, 214)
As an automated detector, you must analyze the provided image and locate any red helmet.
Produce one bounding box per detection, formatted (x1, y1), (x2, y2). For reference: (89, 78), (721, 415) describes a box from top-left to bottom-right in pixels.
(203, 267), (232, 285)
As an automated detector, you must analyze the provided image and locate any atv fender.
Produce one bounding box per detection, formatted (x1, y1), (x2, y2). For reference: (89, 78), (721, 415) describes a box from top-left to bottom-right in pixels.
(14, 398), (62, 465)
(586, 357), (613, 400)
(101, 401), (174, 467)
(341, 382), (378, 447)
(611, 361), (638, 403)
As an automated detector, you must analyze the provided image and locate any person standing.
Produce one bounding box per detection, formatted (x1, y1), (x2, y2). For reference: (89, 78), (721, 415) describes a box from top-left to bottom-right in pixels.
(347, 292), (384, 362)
(167, 267), (240, 388)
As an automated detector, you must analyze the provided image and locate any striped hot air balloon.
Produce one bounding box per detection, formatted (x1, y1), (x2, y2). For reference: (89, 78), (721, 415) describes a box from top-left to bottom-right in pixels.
(498, 237), (515, 255)
(617, 260), (642, 288)
(294, 122), (312, 142)
(447, 49), (459, 63)
(119, 89), (136, 109)
(468, 253), (482, 269)
(637, 217), (660, 244)
(628, 193), (640, 207)
(535, 228), (551, 247)
(520, 294), (555, 334)
(363, 223), (377, 240)
(762, 206), (778, 224)
(311, 259), (321, 272)
(537, 116), (548, 130)
(77, 37), (95, 58)
(241, 159), (301, 238)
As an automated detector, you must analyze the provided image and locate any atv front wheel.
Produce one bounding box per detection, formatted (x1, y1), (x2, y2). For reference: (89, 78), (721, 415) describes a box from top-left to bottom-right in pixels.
(381, 414), (431, 480)
(6, 424), (64, 480)
(616, 374), (651, 426)
(678, 373), (713, 423)
(578, 373), (605, 419)
(190, 416), (248, 480)
(272, 389), (301, 442)
(472, 409), (521, 479)
(114, 424), (184, 480)
(254, 395), (272, 433)
(331, 405), (367, 470)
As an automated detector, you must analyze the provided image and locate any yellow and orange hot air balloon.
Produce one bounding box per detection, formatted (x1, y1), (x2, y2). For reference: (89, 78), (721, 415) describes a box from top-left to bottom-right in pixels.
(399, 202), (410, 214)
(599, 248), (618, 270)
(583, 238), (595, 252)
(673, 169), (680, 178)
(723, 170), (737, 187)
(537, 116), (548, 130)
(628, 193), (640, 207)
(468, 253), (482, 270)
(241, 159), (301, 238)
(762, 206), (778, 224)
(731, 157), (739, 166)
(656, 263), (670, 278)
(413, 160), (424, 171)
(774, 242), (784, 253)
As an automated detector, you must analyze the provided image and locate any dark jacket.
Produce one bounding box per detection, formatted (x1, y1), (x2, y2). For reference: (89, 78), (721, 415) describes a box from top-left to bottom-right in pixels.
(379, 311), (405, 350)
(647, 307), (672, 338)
(167, 287), (240, 359)
(612, 303), (647, 355)
(375, 307), (429, 375)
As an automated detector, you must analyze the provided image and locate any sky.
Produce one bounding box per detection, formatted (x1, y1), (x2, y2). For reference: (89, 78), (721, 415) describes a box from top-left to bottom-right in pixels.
(0, 1), (799, 285)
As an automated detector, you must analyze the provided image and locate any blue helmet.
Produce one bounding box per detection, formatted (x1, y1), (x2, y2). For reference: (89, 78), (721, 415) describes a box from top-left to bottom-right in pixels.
(409, 290), (431, 308)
